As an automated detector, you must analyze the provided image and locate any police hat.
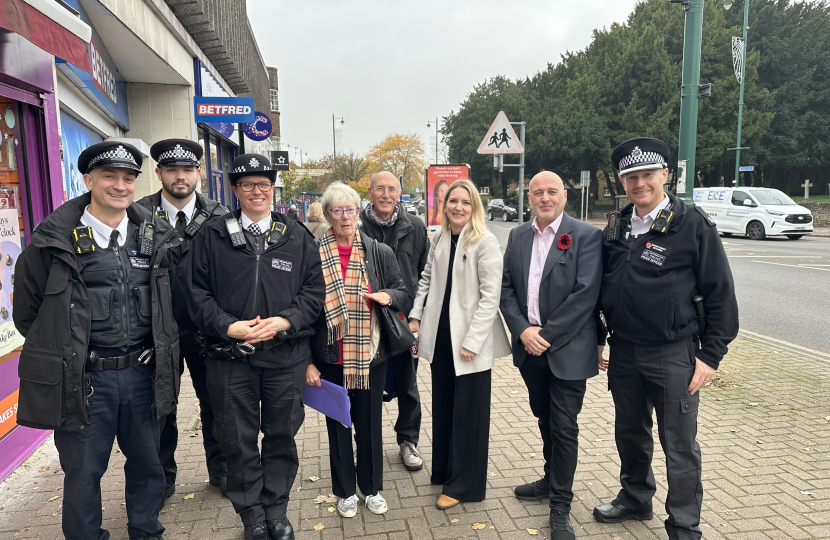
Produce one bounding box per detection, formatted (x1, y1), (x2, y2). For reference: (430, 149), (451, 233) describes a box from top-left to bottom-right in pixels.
(611, 138), (671, 175)
(230, 153), (277, 183)
(151, 138), (202, 168)
(78, 141), (142, 175)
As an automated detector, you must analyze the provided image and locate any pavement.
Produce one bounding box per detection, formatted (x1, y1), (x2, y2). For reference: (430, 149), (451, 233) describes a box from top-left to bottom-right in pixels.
(1, 330), (828, 540)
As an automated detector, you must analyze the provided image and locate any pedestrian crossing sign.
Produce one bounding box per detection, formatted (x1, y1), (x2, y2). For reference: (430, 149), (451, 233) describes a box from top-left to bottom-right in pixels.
(477, 111), (524, 155)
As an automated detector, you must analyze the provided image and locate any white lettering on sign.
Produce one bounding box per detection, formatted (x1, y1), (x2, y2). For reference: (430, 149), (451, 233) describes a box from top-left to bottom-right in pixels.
(90, 38), (117, 105)
(196, 104), (253, 117)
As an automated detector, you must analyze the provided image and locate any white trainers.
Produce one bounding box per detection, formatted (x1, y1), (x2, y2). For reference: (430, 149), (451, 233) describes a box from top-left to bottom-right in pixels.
(399, 442), (424, 471)
(336, 494), (359, 518)
(364, 492), (388, 515)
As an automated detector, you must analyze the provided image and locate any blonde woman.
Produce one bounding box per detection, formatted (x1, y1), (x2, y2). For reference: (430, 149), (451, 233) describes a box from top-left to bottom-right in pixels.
(408, 179), (510, 509)
(306, 201), (330, 241)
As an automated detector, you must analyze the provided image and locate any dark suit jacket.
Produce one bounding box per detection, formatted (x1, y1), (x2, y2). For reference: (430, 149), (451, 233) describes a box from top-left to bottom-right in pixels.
(500, 213), (603, 380)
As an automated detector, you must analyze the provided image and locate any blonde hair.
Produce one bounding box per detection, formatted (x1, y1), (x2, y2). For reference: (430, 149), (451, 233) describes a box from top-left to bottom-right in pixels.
(307, 202), (325, 222)
(441, 179), (487, 246)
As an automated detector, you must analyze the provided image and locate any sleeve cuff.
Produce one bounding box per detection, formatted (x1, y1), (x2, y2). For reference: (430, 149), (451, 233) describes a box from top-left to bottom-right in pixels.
(696, 349), (721, 370)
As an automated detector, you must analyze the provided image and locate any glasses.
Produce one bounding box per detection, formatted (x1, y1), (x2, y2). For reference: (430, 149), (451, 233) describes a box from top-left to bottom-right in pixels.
(238, 181), (274, 192)
(327, 206), (359, 219)
(372, 186), (399, 195)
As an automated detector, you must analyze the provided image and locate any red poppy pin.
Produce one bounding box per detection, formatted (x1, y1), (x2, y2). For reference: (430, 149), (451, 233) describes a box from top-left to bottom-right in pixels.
(557, 233), (572, 251)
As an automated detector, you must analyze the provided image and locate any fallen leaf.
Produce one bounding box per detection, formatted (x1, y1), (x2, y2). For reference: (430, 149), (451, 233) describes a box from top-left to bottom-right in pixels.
(595, 438), (603, 442)
(721, 523), (728, 527)
(800, 490), (814, 497)
(529, 453), (536, 458)
(160, 508), (168, 514)
(714, 398), (724, 401)
(730, 429), (739, 433)
(804, 447), (812, 451)
(472, 523), (486, 530)
(308, 476), (320, 482)
(314, 494), (338, 504)
(487, 472), (496, 476)
(39, 466), (50, 472)
(527, 529), (539, 535)
(756, 439), (764, 444)
(189, 433), (197, 438)
(450, 519), (459, 523)
(48, 496), (60, 502)
(182, 493), (195, 500)
(313, 523), (324, 531)
(510, 390), (518, 394)
(748, 402), (758, 406)
(327, 507), (335, 513)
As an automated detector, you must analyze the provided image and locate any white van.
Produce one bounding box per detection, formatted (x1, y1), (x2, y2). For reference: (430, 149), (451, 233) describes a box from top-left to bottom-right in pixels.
(693, 187), (813, 240)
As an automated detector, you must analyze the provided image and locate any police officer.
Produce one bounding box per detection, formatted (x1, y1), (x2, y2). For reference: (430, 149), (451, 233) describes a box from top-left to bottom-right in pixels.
(183, 153), (324, 540)
(136, 138), (228, 500)
(594, 138), (739, 540)
(14, 141), (181, 540)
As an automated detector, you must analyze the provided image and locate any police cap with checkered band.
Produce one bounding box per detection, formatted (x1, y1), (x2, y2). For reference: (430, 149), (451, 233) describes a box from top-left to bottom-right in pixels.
(229, 153), (277, 183)
(78, 141), (143, 175)
(150, 138), (203, 168)
(611, 137), (671, 175)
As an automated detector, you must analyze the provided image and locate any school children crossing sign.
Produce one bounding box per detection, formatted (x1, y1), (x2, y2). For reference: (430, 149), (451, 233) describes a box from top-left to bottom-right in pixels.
(477, 111), (524, 155)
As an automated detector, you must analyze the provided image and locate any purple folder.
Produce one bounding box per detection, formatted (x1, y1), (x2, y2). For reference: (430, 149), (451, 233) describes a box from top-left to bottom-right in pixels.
(304, 380), (352, 428)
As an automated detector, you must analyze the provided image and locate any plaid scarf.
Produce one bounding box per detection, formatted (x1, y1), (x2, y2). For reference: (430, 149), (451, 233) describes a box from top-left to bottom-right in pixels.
(319, 229), (372, 389)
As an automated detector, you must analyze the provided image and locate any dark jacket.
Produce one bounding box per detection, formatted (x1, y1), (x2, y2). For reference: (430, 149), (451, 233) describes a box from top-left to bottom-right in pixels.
(359, 204), (428, 315)
(13, 193), (182, 430)
(310, 234), (409, 368)
(183, 209), (324, 368)
(135, 190), (228, 354)
(596, 194), (739, 369)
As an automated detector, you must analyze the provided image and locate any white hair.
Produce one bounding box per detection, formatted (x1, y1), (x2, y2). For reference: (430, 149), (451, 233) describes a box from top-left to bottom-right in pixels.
(321, 181), (361, 211)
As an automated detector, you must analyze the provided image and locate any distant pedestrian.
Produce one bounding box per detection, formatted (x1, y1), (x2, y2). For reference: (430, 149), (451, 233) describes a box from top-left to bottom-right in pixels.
(409, 179), (510, 510)
(306, 202), (330, 242)
(287, 204), (300, 221)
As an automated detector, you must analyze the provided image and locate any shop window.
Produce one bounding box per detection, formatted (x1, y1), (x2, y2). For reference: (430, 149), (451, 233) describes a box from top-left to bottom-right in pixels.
(0, 98), (26, 241)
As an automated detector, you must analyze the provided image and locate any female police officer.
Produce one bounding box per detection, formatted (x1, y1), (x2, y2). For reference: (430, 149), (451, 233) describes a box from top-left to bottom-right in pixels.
(183, 153), (324, 540)
(594, 138), (739, 540)
(14, 141), (181, 540)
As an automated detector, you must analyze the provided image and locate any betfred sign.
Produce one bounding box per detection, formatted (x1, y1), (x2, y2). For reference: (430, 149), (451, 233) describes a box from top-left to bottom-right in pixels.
(90, 37), (117, 105)
(193, 96), (255, 123)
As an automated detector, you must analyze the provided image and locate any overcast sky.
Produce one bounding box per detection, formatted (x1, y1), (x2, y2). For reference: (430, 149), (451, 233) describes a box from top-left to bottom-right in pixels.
(248, 0), (642, 162)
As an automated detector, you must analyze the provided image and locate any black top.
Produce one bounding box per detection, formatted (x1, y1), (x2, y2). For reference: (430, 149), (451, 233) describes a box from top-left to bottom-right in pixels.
(438, 233), (459, 329)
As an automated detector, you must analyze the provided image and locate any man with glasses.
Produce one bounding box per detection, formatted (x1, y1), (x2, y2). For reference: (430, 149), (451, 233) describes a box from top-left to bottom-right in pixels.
(359, 171), (428, 471)
(183, 153), (324, 540)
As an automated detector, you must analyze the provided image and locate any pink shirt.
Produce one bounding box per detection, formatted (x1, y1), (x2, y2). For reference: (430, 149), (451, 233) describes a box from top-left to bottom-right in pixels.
(336, 244), (372, 365)
(527, 214), (563, 326)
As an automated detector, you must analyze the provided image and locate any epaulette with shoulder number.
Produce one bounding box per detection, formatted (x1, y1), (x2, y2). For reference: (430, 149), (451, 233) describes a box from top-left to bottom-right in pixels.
(693, 205), (716, 226)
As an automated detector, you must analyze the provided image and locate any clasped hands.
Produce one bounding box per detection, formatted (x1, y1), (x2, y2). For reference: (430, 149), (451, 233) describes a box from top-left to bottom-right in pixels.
(520, 326), (549, 356)
(227, 316), (291, 344)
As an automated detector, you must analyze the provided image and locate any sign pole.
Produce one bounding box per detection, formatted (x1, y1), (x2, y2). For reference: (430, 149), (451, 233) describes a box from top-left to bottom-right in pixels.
(674, 0), (704, 203)
(515, 122), (526, 225)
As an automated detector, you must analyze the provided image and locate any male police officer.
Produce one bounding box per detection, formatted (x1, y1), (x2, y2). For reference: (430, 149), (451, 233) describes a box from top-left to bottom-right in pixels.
(594, 138), (739, 540)
(183, 153), (324, 540)
(359, 170), (427, 471)
(14, 141), (180, 540)
(136, 138), (228, 500)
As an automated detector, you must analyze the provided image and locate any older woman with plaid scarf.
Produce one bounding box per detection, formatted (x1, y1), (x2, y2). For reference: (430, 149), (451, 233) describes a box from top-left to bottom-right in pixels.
(308, 182), (409, 519)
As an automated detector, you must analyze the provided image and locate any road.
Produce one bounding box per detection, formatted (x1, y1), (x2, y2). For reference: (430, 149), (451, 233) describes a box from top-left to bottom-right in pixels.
(482, 217), (830, 354)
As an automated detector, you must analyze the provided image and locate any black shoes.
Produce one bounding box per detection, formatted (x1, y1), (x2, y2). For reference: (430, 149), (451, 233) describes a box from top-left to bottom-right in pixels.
(549, 509), (575, 540)
(163, 485), (176, 500)
(514, 477), (549, 501)
(593, 499), (654, 523)
(244, 522), (269, 540)
(209, 476), (228, 498)
(266, 517), (295, 540)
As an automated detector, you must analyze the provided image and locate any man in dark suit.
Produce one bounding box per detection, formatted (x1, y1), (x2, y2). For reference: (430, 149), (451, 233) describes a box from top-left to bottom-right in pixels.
(501, 171), (603, 540)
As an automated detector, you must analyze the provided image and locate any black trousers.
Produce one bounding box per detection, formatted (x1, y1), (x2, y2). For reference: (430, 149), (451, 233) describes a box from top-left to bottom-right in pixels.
(54, 363), (164, 540)
(607, 335), (703, 540)
(159, 353), (226, 488)
(317, 360), (388, 499)
(205, 358), (306, 526)
(518, 352), (586, 511)
(389, 351), (422, 446)
(431, 326), (491, 502)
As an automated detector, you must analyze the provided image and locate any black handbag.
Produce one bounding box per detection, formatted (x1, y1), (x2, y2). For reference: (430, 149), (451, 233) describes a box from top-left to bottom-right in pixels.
(371, 240), (418, 356)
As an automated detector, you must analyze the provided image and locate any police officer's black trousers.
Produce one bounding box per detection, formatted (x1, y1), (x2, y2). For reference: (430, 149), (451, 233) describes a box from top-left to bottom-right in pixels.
(205, 357), (306, 526)
(159, 353), (226, 488)
(607, 335), (703, 540)
(518, 351), (586, 511)
(317, 360), (388, 499)
(389, 351), (422, 446)
(53, 363), (165, 540)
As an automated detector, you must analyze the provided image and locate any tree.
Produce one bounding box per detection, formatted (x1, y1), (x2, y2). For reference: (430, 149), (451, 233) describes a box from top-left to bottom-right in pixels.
(278, 161), (315, 201)
(365, 133), (427, 192)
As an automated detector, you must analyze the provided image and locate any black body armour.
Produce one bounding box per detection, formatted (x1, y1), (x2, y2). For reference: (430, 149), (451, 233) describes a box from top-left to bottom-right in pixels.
(81, 222), (153, 352)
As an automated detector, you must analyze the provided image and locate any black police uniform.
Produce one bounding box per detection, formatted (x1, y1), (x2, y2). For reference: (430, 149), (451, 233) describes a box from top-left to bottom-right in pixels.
(13, 142), (181, 540)
(137, 139), (229, 498)
(595, 139), (739, 540)
(182, 154), (324, 540)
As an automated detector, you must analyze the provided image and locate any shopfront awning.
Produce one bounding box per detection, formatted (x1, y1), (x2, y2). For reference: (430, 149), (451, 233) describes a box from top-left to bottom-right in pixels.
(0, 0), (92, 73)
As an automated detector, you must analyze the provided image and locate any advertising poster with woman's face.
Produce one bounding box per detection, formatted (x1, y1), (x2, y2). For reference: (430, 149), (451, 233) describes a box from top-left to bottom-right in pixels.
(426, 165), (471, 227)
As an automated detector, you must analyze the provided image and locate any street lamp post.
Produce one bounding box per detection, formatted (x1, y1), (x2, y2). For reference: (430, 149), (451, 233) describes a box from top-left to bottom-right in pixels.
(332, 114), (344, 170)
(724, 0), (751, 186)
(426, 118), (439, 164)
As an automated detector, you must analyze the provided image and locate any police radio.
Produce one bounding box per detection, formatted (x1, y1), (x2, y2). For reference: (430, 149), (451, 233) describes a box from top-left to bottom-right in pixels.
(605, 211), (621, 242)
(139, 221), (154, 256)
(72, 226), (96, 254)
(650, 209), (674, 234)
(185, 209), (210, 237)
(225, 217), (246, 249)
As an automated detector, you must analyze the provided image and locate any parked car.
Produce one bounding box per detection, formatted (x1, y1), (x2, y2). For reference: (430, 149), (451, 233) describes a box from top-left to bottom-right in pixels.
(693, 187), (813, 240)
(405, 198), (422, 215)
(487, 198), (531, 222)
